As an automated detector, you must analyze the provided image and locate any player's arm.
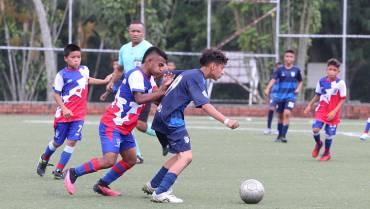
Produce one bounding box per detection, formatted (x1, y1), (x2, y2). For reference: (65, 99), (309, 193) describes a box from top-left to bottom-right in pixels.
(106, 65), (124, 91)
(304, 95), (320, 114)
(327, 98), (346, 121)
(133, 73), (174, 104)
(264, 79), (276, 96)
(53, 92), (73, 118)
(201, 103), (239, 129)
(88, 74), (111, 85)
(295, 81), (303, 94)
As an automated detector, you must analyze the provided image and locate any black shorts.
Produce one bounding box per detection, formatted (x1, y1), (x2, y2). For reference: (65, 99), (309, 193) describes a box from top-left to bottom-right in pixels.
(138, 102), (152, 122)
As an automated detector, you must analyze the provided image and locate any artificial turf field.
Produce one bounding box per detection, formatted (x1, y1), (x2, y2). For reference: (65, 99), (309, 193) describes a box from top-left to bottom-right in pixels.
(1, 114), (369, 209)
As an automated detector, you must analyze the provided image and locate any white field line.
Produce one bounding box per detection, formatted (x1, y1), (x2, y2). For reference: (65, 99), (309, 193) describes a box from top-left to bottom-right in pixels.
(23, 120), (362, 138)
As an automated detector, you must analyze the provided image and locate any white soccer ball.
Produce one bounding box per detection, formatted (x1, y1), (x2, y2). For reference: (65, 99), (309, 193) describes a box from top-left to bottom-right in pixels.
(239, 179), (264, 204)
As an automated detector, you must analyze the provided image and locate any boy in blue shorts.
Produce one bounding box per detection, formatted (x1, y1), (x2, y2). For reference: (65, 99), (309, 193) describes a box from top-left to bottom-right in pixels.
(64, 47), (174, 196)
(264, 50), (302, 143)
(142, 49), (239, 203)
(304, 58), (346, 161)
(36, 44), (109, 179)
(264, 62), (281, 135)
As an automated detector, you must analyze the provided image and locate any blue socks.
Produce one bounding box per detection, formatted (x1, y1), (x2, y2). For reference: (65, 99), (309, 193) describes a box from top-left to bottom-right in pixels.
(150, 167), (169, 188)
(282, 124), (289, 137)
(267, 110), (274, 129)
(101, 160), (131, 186)
(364, 119), (370, 133)
(156, 172), (177, 195)
(277, 123), (283, 137)
(313, 132), (321, 144)
(324, 139), (332, 155)
(56, 146), (74, 170)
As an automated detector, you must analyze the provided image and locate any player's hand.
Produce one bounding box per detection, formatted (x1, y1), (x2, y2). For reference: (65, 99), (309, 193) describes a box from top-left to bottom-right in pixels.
(62, 107), (73, 119)
(99, 91), (110, 101)
(303, 106), (311, 115)
(160, 72), (174, 88)
(295, 89), (300, 94)
(106, 81), (114, 92)
(327, 111), (336, 121)
(263, 88), (269, 97)
(104, 74), (113, 83)
(226, 119), (239, 129)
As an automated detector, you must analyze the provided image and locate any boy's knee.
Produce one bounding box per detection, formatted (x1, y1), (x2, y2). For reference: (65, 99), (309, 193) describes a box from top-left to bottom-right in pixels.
(312, 128), (320, 133)
(101, 155), (117, 168)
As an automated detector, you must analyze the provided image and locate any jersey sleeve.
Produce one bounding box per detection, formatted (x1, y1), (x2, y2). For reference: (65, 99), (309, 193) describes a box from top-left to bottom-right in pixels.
(296, 69), (303, 82)
(187, 77), (210, 108)
(128, 71), (145, 93)
(272, 68), (280, 80)
(53, 72), (64, 94)
(339, 80), (347, 99)
(315, 80), (321, 95)
(150, 76), (158, 91)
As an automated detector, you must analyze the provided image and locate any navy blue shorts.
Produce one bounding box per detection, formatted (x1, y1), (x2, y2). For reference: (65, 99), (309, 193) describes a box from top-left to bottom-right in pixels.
(312, 120), (337, 138)
(155, 127), (191, 153)
(276, 100), (295, 113)
(99, 122), (136, 154)
(54, 120), (84, 145)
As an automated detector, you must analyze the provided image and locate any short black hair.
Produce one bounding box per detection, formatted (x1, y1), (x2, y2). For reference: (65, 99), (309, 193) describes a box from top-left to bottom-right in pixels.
(142, 46), (168, 63)
(284, 49), (295, 54)
(327, 58), (341, 68)
(64, 44), (81, 57)
(130, 20), (144, 26)
(199, 49), (228, 67)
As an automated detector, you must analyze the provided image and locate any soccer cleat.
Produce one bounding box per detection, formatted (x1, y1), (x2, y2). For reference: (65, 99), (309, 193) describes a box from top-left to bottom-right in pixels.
(36, 157), (53, 177)
(312, 143), (323, 158)
(274, 137), (282, 143)
(280, 137), (288, 143)
(360, 133), (368, 141)
(273, 130), (279, 135)
(64, 168), (77, 195)
(319, 154), (331, 161)
(263, 129), (271, 135)
(136, 155), (144, 164)
(142, 182), (173, 195)
(93, 182), (121, 197)
(52, 169), (65, 180)
(151, 191), (183, 203)
(142, 182), (156, 195)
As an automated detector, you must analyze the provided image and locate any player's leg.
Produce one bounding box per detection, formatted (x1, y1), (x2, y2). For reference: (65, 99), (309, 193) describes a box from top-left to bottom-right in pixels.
(280, 101), (295, 143)
(64, 123), (119, 195)
(151, 130), (191, 203)
(319, 124), (337, 161)
(36, 122), (67, 177)
(275, 102), (284, 142)
(94, 132), (137, 196)
(311, 120), (324, 158)
(264, 99), (275, 135)
(360, 118), (370, 140)
(137, 103), (156, 136)
(143, 131), (171, 195)
(53, 120), (84, 179)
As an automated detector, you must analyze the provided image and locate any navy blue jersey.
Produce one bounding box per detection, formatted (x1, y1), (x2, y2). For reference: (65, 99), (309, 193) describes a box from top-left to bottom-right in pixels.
(152, 69), (209, 133)
(272, 66), (302, 102)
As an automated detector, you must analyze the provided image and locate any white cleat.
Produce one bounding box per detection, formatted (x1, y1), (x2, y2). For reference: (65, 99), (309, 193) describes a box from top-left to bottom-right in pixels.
(273, 130), (279, 135)
(263, 129), (271, 135)
(151, 191), (183, 203)
(142, 182), (156, 195)
(360, 133), (368, 141)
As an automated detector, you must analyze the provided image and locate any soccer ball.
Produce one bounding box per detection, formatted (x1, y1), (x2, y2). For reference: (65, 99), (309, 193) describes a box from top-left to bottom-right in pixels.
(239, 179), (264, 204)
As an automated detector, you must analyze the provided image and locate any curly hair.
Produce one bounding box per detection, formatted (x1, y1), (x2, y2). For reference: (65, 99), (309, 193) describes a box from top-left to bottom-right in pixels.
(199, 49), (228, 67)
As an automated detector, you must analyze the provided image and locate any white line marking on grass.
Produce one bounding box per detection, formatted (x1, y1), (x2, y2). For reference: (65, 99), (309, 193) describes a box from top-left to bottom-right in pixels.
(24, 120), (362, 139)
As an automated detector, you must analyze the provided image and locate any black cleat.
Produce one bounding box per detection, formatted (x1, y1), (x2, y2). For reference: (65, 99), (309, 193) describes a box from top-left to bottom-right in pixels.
(280, 137), (288, 143)
(274, 137), (282, 143)
(52, 169), (65, 180)
(37, 157), (53, 177)
(136, 155), (144, 164)
(93, 180), (121, 196)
